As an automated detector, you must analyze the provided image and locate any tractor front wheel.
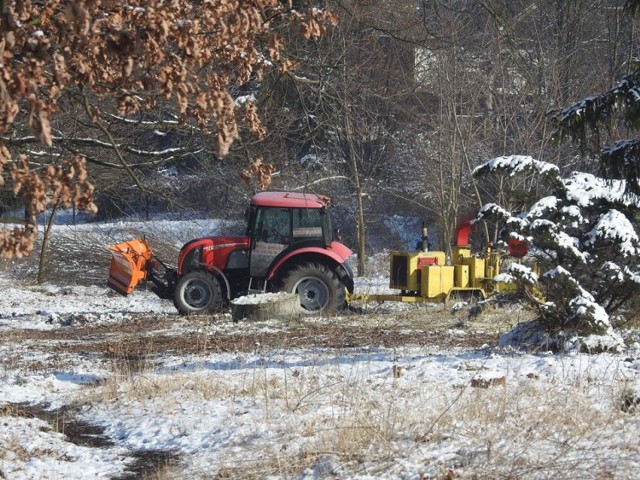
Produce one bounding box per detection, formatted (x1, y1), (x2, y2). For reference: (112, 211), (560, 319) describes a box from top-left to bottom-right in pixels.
(174, 271), (222, 315)
(281, 262), (345, 315)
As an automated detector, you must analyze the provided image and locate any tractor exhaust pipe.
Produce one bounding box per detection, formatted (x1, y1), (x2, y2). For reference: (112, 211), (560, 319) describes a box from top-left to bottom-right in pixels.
(421, 222), (429, 251)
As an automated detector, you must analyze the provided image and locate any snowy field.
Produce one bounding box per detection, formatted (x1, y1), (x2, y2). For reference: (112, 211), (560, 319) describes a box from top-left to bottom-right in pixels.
(1, 219), (640, 479)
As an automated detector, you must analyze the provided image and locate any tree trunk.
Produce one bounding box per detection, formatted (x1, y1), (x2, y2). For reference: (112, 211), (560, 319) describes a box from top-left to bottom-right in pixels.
(37, 200), (60, 284)
(345, 112), (366, 276)
(354, 172), (366, 276)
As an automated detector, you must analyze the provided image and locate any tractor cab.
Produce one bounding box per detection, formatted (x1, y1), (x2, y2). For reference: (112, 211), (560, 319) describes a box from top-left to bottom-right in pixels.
(246, 192), (333, 279)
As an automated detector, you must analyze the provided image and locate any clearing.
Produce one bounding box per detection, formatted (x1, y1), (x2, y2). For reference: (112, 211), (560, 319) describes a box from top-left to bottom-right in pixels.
(1, 220), (640, 479)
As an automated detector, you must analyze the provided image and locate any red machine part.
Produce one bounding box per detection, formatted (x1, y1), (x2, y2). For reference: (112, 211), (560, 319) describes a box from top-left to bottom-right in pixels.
(507, 238), (529, 258)
(417, 257), (438, 268)
(454, 218), (472, 246)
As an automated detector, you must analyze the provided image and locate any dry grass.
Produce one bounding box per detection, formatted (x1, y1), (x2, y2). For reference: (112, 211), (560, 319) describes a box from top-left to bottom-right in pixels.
(0, 404), (25, 417)
(66, 345), (640, 479)
(306, 368), (629, 478)
(2, 305), (521, 371)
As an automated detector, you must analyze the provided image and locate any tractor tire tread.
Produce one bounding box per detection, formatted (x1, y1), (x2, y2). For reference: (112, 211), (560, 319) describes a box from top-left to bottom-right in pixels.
(281, 262), (345, 315)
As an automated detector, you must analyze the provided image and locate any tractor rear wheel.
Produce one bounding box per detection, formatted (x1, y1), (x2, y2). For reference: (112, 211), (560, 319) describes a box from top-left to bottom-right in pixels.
(174, 270), (222, 315)
(281, 262), (345, 315)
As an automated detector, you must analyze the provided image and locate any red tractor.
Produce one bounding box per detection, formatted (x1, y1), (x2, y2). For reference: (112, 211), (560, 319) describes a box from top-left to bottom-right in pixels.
(107, 192), (354, 315)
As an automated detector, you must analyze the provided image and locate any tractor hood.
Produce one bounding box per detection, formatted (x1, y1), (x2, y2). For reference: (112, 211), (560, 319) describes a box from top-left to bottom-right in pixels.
(178, 236), (250, 274)
(180, 236), (250, 252)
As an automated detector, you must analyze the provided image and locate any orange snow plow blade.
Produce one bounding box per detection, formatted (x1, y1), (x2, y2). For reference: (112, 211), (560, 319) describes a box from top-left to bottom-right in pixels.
(107, 238), (154, 295)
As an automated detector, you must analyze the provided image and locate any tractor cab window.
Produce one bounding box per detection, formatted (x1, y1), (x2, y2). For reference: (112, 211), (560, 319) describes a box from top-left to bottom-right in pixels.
(254, 207), (291, 245)
(250, 207), (291, 278)
(292, 208), (324, 243)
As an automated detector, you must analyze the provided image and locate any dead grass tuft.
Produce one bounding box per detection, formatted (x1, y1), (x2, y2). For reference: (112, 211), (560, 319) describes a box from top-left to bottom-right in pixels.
(0, 404), (30, 418)
(620, 385), (640, 414)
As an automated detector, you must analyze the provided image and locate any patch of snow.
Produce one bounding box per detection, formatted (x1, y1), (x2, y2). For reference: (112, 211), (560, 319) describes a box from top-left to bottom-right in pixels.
(0, 416), (126, 479)
(231, 292), (294, 305)
(563, 172), (633, 207)
(0, 279), (175, 329)
(234, 94), (256, 106)
(499, 320), (623, 353)
(299, 153), (321, 166)
(473, 155), (559, 177)
(543, 265), (571, 279)
(586, 209), (639, 256)
(505, 263), (538, 284)
(579, 326), (625, 354)
(493, 273), (513, 283)
(560, 204), (585, 227)
(570, 295), (611, 326)
(527, 196), (559, 218)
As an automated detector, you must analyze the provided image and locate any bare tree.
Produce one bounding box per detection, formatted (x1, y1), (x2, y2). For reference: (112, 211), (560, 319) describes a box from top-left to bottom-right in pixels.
(252, 0), (419, 274)
(384, 0), (639, 255)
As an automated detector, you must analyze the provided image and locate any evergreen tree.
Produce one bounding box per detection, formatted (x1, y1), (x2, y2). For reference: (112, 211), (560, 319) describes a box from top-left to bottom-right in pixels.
(552, 0), (640, 194)
(474, 155), (640, 338)
(473, 2), (640, 350)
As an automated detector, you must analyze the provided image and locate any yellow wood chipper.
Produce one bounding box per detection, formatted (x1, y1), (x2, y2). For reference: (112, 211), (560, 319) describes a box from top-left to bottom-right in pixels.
(350, 219), (520, 304)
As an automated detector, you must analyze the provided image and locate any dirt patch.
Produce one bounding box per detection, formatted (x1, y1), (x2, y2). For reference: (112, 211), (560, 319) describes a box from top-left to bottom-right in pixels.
(9, 305), (527, 359)
(1, 403), (181, 480)
(1, 315), (180, 343)
(113, 449), (181, 480)
(1, 403), (113, 449)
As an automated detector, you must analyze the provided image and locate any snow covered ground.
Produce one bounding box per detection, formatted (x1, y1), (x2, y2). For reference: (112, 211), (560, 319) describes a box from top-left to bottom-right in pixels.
(1, 219), (640, 479)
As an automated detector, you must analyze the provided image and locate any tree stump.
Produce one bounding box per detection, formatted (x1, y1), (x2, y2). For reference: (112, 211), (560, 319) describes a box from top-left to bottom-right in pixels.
(231, 292), (301, 321)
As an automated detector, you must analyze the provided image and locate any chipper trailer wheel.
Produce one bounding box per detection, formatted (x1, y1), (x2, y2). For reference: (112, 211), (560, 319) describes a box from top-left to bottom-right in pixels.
(281, 262), (345, 315)
(174, 270), (222, 315)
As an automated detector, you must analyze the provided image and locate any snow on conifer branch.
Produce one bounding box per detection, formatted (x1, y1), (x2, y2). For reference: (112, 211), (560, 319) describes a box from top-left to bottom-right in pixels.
(472, 155), (561, 181)
(585, 210), (640, 256)
(551, 71), (640, 195)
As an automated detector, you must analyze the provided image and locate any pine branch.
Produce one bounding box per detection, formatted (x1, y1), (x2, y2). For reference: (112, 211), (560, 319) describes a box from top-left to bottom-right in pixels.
(601, 139), (640, 194)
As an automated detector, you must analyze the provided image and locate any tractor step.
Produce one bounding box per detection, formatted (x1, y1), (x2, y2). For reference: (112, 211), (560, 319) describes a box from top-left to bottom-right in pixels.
(247, 277), (268, 294)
